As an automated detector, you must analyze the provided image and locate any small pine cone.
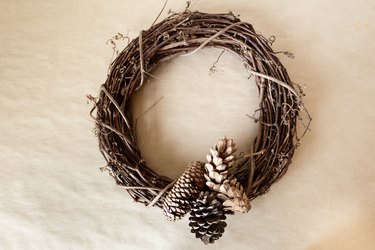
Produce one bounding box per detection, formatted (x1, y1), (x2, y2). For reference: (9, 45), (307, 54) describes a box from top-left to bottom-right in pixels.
(204, 137), (237, 185)
(207, 177), (251, 213)
(189, 191), (228, 244)
(163, 161), (206, 221)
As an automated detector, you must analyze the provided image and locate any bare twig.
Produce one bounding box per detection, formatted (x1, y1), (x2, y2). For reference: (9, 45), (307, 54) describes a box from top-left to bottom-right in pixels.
(150, 0), (169, 28)
(209, 49), (225, 75)
(147, 180), (176, 207)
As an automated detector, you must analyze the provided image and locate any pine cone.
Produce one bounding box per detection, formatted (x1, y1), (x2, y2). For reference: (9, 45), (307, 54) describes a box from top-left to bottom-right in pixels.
(189, 191), (228, 244)
(204, 137), (237, 185)
(207, 177), (251, 213)
(162, 161), (206, 221)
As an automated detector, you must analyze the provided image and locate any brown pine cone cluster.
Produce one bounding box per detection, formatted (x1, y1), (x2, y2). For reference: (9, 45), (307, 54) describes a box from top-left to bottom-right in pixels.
(162, 137), (251, 244)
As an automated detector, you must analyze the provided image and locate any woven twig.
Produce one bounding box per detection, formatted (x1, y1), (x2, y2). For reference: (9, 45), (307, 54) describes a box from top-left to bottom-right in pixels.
(90, 10), (311, 208)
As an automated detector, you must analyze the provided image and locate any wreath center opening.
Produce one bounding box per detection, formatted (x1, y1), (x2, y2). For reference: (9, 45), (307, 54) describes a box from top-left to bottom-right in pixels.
(131, 48), (259, 179)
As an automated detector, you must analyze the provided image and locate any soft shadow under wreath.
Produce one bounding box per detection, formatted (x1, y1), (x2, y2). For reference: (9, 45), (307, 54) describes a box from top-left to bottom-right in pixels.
(89, 9), (311, 244)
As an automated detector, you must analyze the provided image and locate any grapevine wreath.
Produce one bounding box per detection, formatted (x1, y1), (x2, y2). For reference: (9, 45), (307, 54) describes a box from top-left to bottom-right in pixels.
(90, 9), (311, 244)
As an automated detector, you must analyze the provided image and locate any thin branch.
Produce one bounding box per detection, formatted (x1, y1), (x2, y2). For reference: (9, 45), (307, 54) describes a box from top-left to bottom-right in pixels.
(137, 30), (145, 90)
(182, 21), (247, 57)
(100, 85), (131, 128)
(150, 0), (169, 28)
(247, 69), (298, 97)
(147, 180), (176, 207)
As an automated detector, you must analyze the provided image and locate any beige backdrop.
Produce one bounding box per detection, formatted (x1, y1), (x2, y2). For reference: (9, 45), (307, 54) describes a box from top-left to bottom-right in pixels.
(0, 0), (374, 249)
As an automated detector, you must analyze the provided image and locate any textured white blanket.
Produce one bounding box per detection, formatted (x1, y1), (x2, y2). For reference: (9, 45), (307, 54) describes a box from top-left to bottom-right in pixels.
(1, 0), (374, 249)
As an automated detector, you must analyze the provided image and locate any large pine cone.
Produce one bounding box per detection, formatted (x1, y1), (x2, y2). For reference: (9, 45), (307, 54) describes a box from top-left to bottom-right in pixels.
(203, 137), (250, 213)
(162, 161), (206, 221)
(189, 191), (229, 244)
(204, 137), (237, 185)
